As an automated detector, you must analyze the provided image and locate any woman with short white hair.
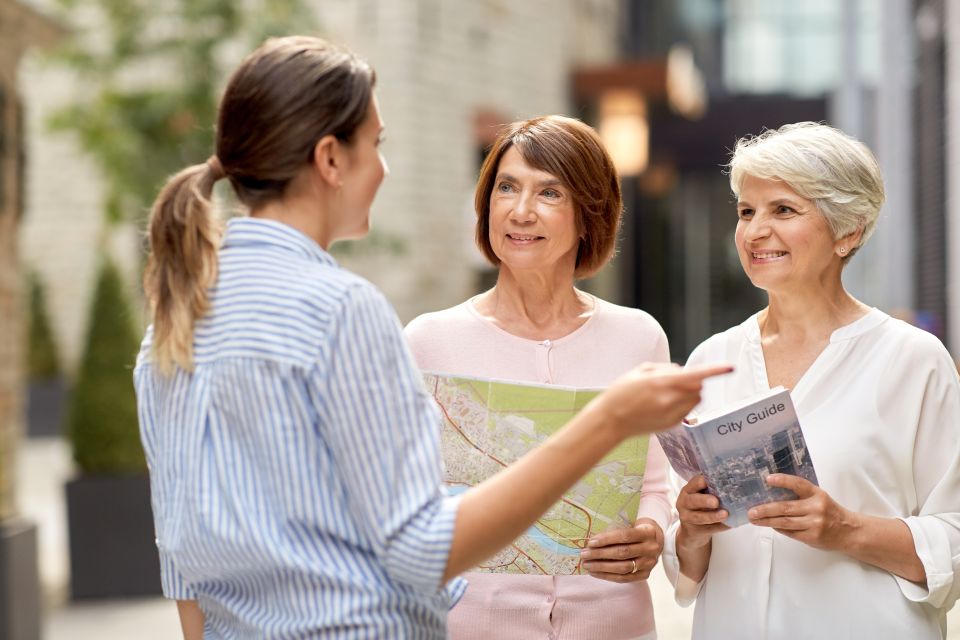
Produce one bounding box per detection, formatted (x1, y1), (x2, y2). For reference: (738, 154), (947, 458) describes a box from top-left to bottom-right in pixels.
(662, 122), (960, 639)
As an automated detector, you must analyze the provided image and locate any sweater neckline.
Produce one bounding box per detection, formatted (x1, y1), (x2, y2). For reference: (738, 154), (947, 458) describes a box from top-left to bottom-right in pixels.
(463, 293), (602, 346)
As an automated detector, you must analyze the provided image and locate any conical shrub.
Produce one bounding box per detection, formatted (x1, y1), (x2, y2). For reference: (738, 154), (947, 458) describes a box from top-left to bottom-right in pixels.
(67, 260), (145, 474)
(28, 272), (61, 380)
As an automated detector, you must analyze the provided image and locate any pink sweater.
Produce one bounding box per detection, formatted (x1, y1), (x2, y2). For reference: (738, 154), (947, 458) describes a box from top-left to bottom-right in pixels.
(404, 295), (672, 640)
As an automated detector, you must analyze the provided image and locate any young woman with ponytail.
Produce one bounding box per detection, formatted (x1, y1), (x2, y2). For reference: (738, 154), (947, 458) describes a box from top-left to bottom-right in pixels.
(135, 35), (729, 639)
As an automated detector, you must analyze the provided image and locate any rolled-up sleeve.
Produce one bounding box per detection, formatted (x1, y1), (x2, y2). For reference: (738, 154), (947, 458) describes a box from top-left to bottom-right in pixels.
(159, 552), (196, 600)
(314, 283), (462, 595)
(637, 437), (672, 531)
(661, 501), (705, 606)
(894, 348), (960, 609)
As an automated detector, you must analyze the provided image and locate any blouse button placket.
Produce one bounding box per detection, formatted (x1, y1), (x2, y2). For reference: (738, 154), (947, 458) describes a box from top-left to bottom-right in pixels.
(536, 339), (553, 384)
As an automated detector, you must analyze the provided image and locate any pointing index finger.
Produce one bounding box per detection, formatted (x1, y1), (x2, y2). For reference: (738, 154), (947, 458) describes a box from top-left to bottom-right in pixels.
(675, 362), (734, 385)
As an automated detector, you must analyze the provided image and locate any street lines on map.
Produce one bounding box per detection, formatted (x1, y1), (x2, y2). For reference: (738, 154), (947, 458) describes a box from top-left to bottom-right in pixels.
(432, 377), (509, 469)
(430, 375), (595, 573)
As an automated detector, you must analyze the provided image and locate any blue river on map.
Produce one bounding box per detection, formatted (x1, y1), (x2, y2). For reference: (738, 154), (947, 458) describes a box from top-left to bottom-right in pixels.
(446, 485), (581, 556)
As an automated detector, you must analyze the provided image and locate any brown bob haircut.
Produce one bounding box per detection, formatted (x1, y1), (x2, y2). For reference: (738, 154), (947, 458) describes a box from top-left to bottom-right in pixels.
(474, 115), (622, 279)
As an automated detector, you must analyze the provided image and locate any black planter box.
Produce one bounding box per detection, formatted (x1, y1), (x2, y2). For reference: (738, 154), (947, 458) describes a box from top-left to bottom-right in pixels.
(0, 518), (41, 640)
(65, 474), (162, 599)
(26, 377), (66, 438)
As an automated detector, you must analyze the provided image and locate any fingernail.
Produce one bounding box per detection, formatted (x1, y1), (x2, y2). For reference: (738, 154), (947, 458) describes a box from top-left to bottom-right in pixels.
(588, 539), (600, 548)
(748, 509), (757, 518)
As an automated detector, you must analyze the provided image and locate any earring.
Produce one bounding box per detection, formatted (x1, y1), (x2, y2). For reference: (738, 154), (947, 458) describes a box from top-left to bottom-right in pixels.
(839, 247), (847, 255)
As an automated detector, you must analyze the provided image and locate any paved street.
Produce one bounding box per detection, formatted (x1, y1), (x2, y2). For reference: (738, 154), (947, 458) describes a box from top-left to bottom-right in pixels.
(18, 437), (959, 639)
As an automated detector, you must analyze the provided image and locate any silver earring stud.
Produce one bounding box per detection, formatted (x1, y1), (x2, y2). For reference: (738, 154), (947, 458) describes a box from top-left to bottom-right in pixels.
(839, 248), (847, 254)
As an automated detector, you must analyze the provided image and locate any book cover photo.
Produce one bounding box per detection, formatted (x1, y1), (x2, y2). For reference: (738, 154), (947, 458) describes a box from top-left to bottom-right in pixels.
(657, 386), (819, 528)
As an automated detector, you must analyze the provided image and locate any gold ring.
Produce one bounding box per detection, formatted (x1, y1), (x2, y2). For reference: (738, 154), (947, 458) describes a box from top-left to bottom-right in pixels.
(630, 559), (638, 574)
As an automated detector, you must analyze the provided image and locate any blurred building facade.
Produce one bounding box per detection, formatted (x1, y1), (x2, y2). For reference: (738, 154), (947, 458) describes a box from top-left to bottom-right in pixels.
(309, 0), (624, 322)
(2, 3), (64, 637)
(15, 0), (958, 376)
(17, 0), (145, 375)
(0, 1), (29, 523)
(604, 0), (957, 359)
(18, 0), (622, 374)
(949, 2), (960, 354)
(2, 0), (64, 530)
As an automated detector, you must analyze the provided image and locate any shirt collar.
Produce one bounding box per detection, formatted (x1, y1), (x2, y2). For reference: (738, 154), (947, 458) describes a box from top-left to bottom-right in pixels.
(221, 217), (338, 267)
(743, 307), (888, 344)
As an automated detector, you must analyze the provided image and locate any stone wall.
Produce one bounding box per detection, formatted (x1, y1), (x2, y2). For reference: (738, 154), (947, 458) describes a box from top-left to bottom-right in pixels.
(18, 57), (138, 375)
(321, 0), (622, 322)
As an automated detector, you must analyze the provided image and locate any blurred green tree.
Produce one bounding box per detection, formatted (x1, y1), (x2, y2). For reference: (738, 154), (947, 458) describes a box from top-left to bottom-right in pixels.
(49, 0), (404, 258)
(49, 0), (315, 475)
(50, 0), (316, 224)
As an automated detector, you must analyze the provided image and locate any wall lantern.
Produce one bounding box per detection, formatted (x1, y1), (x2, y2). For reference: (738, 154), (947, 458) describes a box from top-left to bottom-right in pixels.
(666, 44), (707, 120)
(599, 89), (649, 177)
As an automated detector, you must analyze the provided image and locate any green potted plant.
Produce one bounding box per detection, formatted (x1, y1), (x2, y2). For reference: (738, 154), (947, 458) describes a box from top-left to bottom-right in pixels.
(26, 272), (66, 438)
(64, 259), (160, 599)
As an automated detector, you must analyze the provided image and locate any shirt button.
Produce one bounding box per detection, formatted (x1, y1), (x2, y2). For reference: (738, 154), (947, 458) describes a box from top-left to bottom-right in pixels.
(542, 339), (551, 347)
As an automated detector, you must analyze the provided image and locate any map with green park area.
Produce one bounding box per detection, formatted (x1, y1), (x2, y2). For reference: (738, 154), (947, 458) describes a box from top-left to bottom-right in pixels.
(423, 372), (649, 575)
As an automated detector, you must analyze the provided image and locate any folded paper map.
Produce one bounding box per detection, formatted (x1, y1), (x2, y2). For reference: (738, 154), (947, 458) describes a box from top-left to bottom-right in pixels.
(423, 372), (648, 575)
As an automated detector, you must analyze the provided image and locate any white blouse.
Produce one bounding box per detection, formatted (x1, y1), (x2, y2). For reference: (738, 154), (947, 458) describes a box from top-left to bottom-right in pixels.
(662, 308), (960, 639)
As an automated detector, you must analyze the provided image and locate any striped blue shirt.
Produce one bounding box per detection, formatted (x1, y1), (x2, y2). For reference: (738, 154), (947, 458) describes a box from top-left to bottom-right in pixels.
(135, 217), (465, 639)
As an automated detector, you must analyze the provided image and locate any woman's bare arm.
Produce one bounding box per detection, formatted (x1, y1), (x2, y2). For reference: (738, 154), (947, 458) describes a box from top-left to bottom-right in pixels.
(176, 600), (204, 640)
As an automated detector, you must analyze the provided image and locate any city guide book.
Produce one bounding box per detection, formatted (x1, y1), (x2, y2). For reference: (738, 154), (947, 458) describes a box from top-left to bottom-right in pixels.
(421, 371), (649, 575)
(656, 386), (818, 528)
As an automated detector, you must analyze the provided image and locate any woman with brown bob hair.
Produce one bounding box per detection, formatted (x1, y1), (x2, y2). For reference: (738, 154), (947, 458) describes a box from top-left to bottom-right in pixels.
(134, 39), (727, 638)
(405, 115), (674, 639)
(472, 116), (622, 279)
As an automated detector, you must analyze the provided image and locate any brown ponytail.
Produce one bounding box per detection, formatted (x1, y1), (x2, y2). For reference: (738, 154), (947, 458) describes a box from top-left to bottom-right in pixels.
(143, 36), (374, 374)
(143, 159), (223, 374)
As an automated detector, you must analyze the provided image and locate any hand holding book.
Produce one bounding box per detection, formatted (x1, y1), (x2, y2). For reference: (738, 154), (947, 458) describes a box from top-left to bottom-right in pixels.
(676, 475), (730, 550)
(747, 474), (857, 552)
(676, 472), (847, 560)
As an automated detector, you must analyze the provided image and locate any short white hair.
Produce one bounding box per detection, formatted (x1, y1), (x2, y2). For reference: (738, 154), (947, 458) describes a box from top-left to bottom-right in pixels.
(728, 122), (885, 259)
